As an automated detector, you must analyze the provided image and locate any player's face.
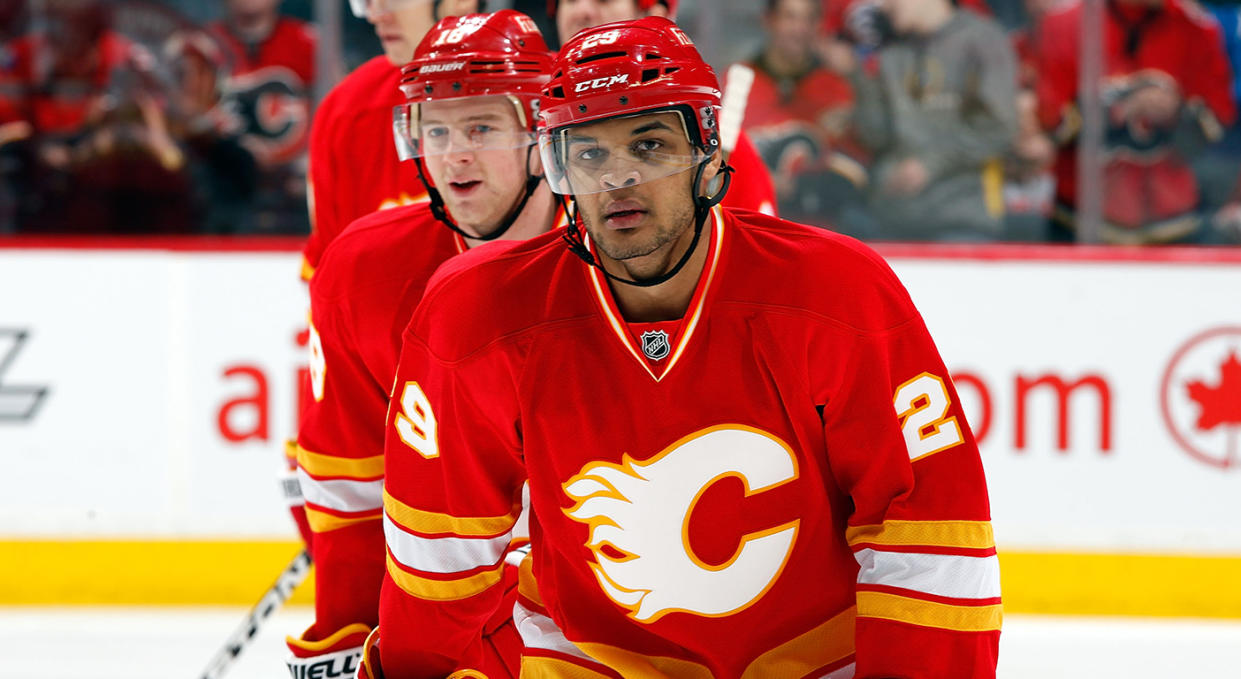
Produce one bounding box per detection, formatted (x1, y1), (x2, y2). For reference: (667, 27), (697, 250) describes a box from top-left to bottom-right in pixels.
(365, 0), (434, 65)
(568, 112), (717, 277)
(420, 96), (536, 238)
(556, 0), (641, 44)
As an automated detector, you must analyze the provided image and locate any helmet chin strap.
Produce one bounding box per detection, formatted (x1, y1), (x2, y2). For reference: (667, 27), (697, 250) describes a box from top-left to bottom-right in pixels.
(560, 159), (733, 289)
(415, 144), (543, 242)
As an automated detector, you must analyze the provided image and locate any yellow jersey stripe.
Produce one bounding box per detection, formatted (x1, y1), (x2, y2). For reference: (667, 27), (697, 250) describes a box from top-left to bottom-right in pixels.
(739, 605), (855, 679)
(518, 551), (542, 606)
(305, 506), (380, 533)
(296, 444), (384, 479)
(521, 655), (614, 679)
(286, 622), (372, 653)
(383, 489), (518, 538)
(857, 590), (1002, 632)
(846, 520), (995, 550)
(385, 553), (504, 602)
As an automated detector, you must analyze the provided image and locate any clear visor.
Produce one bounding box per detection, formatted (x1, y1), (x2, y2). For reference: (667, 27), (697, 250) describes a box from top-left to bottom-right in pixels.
(392, 98), (537, 162)
(349, 0), (434, 20)
(538, 111), (706, 196)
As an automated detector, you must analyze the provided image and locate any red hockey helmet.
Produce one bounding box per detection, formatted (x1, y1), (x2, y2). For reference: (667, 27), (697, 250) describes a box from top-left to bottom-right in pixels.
(537, 16), (721, 195)
(393, 10), (552, 160)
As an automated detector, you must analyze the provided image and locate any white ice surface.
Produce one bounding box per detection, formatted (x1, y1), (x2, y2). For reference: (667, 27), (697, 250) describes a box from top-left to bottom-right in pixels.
(0, 607), (1239, 678)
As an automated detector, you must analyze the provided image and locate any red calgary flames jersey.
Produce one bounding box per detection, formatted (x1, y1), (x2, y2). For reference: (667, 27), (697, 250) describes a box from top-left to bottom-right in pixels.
(296, 203), (465, 634)
(379, 208), (1000, 678)
(303, 56), (429, 279)
(210, 17), (316, 168)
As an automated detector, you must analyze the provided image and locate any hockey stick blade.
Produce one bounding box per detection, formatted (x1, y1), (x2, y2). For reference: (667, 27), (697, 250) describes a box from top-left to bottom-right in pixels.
(198, 548), (312, 679)
(720, 63), (755, 156)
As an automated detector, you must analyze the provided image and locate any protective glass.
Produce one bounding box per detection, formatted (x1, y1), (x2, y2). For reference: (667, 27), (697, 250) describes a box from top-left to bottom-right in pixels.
(348, 0), (434, 20)
(392, 99), (538, 161)
(538, 111), (706, 196)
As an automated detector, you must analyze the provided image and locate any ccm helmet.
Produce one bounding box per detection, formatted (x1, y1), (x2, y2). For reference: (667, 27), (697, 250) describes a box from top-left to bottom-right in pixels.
(537, 17), (730, 286)
(394, 10), (553, 240)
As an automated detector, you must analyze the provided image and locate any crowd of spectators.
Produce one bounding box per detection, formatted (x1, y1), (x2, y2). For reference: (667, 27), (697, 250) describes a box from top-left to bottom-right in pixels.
(2, 0), (1241, 244)
(0, 0), (314, 234)
(741, 0), (1241, 244)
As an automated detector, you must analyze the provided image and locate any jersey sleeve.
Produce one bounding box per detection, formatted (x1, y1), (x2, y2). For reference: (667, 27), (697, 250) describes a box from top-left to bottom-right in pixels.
(816, 278), (1000, 678)
(294, 271), (387, 635)
(377, 313), (528, 678)
(723, 131), (778, 216)
(303, 92), (343, 279)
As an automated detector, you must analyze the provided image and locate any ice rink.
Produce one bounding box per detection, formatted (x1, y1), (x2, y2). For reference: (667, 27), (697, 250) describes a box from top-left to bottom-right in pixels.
(2, 606), (1239, 678)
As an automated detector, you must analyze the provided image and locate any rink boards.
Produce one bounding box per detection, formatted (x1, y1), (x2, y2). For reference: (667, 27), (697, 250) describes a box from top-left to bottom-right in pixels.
(1, 238), (1239, 617)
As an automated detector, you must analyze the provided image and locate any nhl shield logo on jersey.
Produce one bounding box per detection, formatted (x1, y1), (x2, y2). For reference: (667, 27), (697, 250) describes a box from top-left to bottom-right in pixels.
(562, 426), (800, 623)
(641, 330), (670, 361)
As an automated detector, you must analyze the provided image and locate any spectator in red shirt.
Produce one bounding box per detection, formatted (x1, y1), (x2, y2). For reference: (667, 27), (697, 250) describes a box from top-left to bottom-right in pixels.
(1035, 0), (1237, 243)
(0, 0), (199, 233)
(739, 0), (863, 230)
(211, 0), (317, 233)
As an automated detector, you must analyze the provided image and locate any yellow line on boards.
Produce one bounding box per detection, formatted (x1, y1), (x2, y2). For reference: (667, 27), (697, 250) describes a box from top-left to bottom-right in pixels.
(999, 551), (1241, 619)
(1, 540), (315, 606)
(3, 541), (1241, 619)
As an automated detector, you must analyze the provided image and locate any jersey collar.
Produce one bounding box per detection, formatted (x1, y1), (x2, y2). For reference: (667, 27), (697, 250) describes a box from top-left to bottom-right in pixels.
(583, 207), (726, 383)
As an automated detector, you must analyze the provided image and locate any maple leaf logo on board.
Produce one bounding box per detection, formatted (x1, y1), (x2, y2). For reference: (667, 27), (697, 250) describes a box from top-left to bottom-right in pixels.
(1161, 328), (1241, 470)
(1186, 353), (1241, 432)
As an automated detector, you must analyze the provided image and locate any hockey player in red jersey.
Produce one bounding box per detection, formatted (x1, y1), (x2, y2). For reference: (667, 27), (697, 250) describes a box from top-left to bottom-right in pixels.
(285, 11), (561, 678)
(547, 0), (779, 216)
(303, 0), (481, 279)
(373, 16), (999, 679)
(283, 0), (480, 569)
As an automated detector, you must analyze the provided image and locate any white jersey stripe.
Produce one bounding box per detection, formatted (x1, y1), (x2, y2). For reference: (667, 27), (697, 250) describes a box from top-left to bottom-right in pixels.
(820, 662), (856, 679)
(384, 513), (511, 575)
(298, 469), (382, 513)
(513, 601), (596, 663)
(855, 548), (1001, 600)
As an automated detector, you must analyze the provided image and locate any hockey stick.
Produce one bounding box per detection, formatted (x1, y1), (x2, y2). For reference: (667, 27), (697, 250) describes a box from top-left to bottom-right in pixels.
(720, 63), (755, 157)
(197, 548), (313, 679)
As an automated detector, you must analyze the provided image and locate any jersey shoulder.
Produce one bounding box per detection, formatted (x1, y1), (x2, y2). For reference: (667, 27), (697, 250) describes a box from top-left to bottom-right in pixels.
(414, 229), (578, 362)
(723, 209), (919, 333)
(315, 56), (399, 124)
(314, 204), (454, 302)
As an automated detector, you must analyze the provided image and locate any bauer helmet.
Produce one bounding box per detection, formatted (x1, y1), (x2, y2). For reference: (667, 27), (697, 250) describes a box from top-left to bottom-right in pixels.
(394, 10), (553, 239)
